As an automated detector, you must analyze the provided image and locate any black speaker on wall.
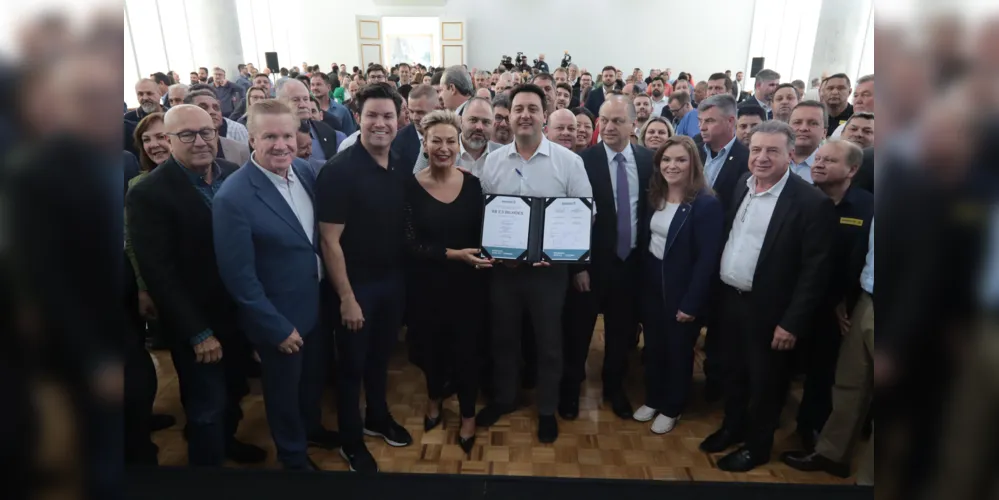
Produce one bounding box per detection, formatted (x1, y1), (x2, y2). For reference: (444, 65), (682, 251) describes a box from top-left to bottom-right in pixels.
(265, 52), (279, 72)
(750, 57), (765, 77)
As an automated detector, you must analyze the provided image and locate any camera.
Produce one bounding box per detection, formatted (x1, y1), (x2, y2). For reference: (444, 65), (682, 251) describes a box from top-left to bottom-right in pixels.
(561, 52), (571, 69)
(500, 55), (513, 70)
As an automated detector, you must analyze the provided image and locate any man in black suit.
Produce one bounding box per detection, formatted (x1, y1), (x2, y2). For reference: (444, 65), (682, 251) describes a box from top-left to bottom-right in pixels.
(737, 69), (780, 120)
(127, 104), (265, 467)
(699, 120), (836, 472)
(277, 79), (339, 161)
(695, 94), (751, 400)
(561, 97), (653, 420)
(584, 66), (618, 116)
(391, 83), (437, 170)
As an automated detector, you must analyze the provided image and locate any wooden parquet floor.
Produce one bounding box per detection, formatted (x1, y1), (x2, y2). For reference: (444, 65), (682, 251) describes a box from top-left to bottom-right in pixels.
(150, 320), (855, 484)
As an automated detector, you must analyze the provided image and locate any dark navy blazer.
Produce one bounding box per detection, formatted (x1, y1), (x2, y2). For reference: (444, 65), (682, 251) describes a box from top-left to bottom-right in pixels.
(638, 190), (725, 319)
(212, 158), (322, 347)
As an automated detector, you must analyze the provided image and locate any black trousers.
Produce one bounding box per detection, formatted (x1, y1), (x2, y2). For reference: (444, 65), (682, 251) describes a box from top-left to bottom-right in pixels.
(562, 253), (640, 397)
(796, 311), (842, 435)
(123, 286), (157, 465)
(702, 281), (726, 390)
(719, 286), (795, 456)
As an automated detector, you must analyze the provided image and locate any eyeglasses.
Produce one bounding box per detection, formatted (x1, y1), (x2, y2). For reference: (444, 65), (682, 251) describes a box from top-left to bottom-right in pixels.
(168, 128), (217, 143)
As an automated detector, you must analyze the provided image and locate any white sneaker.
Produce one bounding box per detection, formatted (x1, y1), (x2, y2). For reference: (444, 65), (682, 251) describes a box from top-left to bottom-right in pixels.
(633, 405), (658, 422)
(651, 414), (680, 434)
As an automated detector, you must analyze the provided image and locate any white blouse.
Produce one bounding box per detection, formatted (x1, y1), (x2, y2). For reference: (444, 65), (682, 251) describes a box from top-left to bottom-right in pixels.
(648, 202), (680, 260)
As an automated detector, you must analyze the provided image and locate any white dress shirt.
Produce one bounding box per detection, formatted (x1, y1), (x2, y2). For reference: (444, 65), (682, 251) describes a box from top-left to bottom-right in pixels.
(719, 167), (791, 291)
(251, 155), (321, 278)
(337, 130), (361, 152)
(225, 118), (249, 143)
(790, 148), (817, 184)
(651, 97), (669, 117)
(479, 137), (593, 199)
(603, 142), (639, 249)
(457, 139), (490, 178)
(648, 202), (680, 259)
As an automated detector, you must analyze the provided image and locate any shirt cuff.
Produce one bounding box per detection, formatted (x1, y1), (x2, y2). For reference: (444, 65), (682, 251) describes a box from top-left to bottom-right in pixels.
(189, 329), (214, 346)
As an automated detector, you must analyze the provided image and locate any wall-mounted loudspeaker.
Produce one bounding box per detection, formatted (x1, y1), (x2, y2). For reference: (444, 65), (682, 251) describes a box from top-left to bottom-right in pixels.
(265, 52), (279, 72)
(750, 57), (765, 78)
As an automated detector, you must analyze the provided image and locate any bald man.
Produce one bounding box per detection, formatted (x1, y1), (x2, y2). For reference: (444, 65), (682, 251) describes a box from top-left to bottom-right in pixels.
(546, 109), (578, 150)
(127, 104), (265, 467)
(278, 79), (343, 160)
(126, 79), (164, 122)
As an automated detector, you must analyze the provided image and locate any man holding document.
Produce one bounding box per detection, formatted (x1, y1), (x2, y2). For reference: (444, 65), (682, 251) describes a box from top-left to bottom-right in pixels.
(476, 84), (593, 444)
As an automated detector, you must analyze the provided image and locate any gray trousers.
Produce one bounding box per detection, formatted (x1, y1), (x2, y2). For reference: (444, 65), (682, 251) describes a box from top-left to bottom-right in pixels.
(490, 264), (568, 415)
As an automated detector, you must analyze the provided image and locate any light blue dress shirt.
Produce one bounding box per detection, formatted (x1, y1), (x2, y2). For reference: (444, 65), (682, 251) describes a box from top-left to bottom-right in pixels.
(860, 218), (874, 295)
(674, 109), (700, 138)
(790, 148), (817, 184)
(310, 123), (327, 163)
(703, 135), (737, 188)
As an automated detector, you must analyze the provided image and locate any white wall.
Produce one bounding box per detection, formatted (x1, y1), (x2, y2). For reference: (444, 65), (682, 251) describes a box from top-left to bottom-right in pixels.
(294, 0), (754, 78)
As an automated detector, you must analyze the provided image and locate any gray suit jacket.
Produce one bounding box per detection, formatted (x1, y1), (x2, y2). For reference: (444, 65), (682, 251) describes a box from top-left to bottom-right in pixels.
(220, 136), (250, 166)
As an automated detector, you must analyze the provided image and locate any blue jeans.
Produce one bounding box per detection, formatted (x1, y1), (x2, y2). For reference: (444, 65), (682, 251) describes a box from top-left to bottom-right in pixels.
(335, 274), (405, 446)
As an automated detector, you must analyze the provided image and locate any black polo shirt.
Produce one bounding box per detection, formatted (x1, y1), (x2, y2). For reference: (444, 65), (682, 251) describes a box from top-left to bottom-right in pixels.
(829, 184), (874, 307)
(827, 102), (854, 137)
(315, 140), (407, 285)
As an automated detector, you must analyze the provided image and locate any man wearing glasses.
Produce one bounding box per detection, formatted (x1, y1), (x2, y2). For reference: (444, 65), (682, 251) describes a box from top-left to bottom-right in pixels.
(127, 104), (266, 467)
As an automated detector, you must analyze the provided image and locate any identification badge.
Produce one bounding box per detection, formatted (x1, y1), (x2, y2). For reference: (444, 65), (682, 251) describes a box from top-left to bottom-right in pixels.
(840, 217), (864, 227)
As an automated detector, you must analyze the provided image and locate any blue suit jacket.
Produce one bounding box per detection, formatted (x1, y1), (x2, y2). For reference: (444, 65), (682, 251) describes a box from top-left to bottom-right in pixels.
(639, 190), (725, 319)
(212, 158), (323, 347)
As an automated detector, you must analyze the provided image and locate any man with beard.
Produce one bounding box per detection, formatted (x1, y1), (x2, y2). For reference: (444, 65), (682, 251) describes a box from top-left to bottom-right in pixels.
(772, 83), (800, 123)
(585, 66), (618, 116)
(545, 108), (578, 150)
(821, 73), (853, 137)
(455, 97), (495, 175)
(490, 93), (513, 147)
(555, 82), (573, 110)
(648, 77), (669, 117)
(737, 68), (780, 119)
(841, 113), (874, 150)
(736, 106), (767, 147)
(126, 79), (164, 122)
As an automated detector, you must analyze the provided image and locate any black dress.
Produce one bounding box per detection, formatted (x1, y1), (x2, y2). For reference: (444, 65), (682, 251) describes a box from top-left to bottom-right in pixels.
(404, 171), (486, 418)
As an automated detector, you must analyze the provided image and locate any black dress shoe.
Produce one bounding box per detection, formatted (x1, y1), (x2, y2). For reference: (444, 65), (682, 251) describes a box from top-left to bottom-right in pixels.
(781, 451), (851, 478)
(537, 414), (558, 443)
(558, 386), (580, 420)
(474, 404), (514, 428)
(717, 447), (768, 472)
(225, 439), (267, 464)
(307, 429), (341, 450)
(458, 434), (476, 459)
(608, 392), (633, 420)
(150, 414), (176, 432)
(699, 427), (745, 453)
(796, 428), (819, 453)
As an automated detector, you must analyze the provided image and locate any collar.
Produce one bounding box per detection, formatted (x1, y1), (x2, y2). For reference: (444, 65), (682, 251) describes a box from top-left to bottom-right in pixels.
(747, 166), (791, 197)
(250, 151), (295, 185)
(175, 156), (221, 184)
(704, 135), (737, 158)
(507, 136), (552, 161)
(460, 137), (487, 161)
(794, 148), (818, 166)
(602, 142), (634, 164)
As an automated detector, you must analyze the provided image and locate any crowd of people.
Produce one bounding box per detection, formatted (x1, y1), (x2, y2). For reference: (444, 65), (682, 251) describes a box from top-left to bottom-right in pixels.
(122, 56), (876, 484)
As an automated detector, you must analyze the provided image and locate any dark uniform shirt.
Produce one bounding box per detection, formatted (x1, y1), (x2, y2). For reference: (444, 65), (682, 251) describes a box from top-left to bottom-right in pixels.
(829, 184), (874, 308)
(315, 140), (407, 285)
(827, 102), (854, 138)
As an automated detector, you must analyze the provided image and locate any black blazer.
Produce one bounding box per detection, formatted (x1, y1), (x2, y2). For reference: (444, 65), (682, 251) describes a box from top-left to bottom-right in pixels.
(854, 147), (875, 194)
(738, 95), (772, 120)
(311, 119), (340, 159)
(724, 172), (837, 339)
(699, 138), (750, 213)
(579, 143), (654, 273)
(584, 87), (606, 116)
(391, 124), (422, 171)
(126, 157), (241, 344)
